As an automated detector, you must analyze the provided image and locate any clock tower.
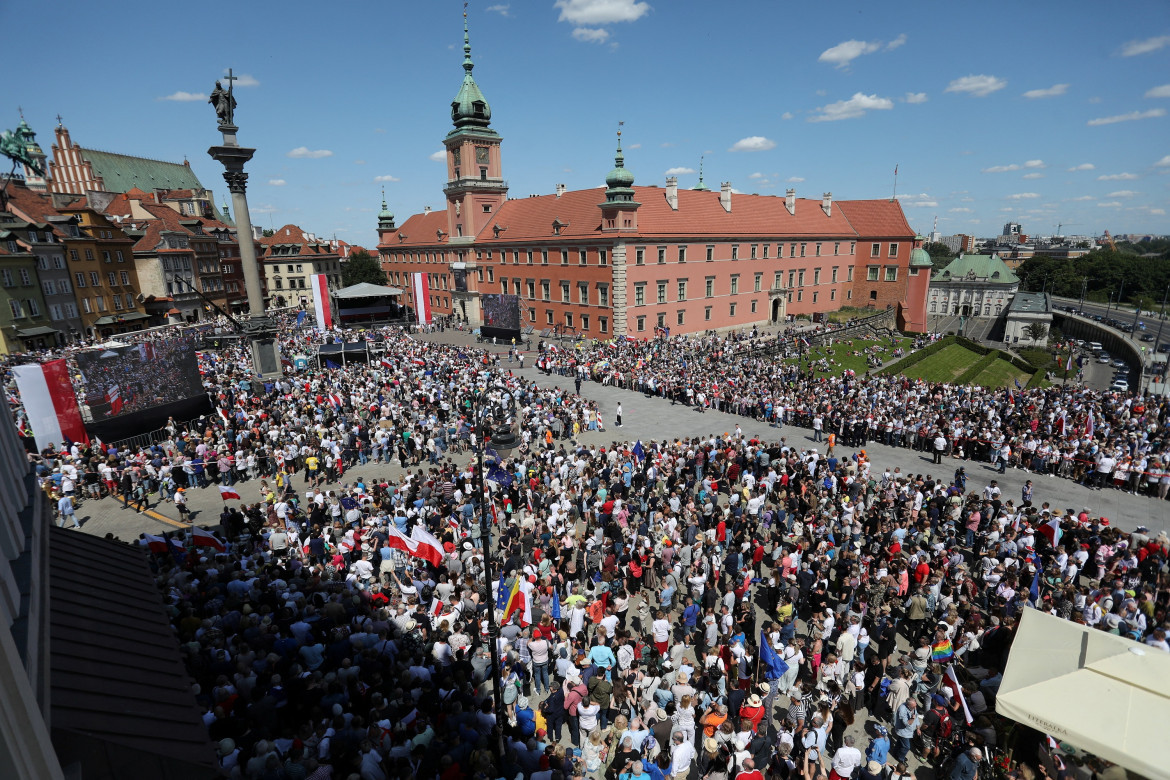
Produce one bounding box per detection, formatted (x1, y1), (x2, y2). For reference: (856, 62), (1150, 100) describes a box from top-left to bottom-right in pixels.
(443, 9), (507, 240)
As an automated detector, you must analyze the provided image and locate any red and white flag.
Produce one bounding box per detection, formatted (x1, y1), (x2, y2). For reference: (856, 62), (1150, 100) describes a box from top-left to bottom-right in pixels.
(385, 525), (421, 557)
(1085, 409), (1094, 438)
(1039, 516), (1063, 548)
(1056, 411), (1066, 437)
(217, 407), (231, 424)
(105, 385), (124, 415)
(411, 272), (431, 325)
(140, 534), (169, 554)
(12, 361), (89, 449)
(380, 357), (394, 370)
(310, 273), (333, 330)
(191, 526), (227, 552)
(218, 485), (241, 501)
(942, 664), (973, 724)
(410, 525), (446, 567)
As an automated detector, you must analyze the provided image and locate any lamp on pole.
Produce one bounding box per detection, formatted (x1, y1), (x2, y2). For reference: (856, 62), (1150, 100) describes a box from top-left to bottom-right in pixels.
(470, 385), (521, 766)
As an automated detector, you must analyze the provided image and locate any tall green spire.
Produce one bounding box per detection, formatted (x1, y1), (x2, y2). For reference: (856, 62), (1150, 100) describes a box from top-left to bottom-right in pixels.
(378, 186), (396, 230)
(603, 123), (638, 205)
(693, 155), (710, 191)
(450, 6), (493, 130)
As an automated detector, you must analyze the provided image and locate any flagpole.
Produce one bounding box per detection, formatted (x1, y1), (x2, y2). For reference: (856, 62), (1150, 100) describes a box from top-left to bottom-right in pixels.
(891, 164), (899, 202)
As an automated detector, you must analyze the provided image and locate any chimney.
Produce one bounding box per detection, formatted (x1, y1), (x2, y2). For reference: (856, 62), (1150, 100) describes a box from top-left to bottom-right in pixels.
(423, 205), (432, 214)
(720, 182), (732, 213)
(555, 183), (566, 198)
(785, 188), (796, 216)
(821, 192), (832, 217)
(665, 177), (678, 210)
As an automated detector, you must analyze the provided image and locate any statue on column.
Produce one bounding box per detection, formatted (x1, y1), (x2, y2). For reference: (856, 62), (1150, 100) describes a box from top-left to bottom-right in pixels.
(209, 80), (236, 127)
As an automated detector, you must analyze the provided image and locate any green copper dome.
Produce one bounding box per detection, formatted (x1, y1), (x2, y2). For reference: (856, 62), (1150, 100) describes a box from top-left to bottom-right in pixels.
(909, 247), (932, 267)
(378, 188), (395, 230)
(604, 131), (636, 198)
(450, 13), (492, 130)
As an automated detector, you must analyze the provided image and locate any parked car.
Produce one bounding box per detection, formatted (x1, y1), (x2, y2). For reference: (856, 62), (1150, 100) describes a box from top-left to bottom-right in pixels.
(1141, 334), (1155, 342)
(1110, 379), (1130, 392)
(1098, 353), (1112, 364)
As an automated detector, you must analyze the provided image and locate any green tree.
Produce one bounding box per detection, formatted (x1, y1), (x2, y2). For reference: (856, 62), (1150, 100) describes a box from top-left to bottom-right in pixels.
(262, 228), (275, 237)
(341, 250), (387, 287)
(923, 241), (957, 271)
(1025, 322), (1049, 344)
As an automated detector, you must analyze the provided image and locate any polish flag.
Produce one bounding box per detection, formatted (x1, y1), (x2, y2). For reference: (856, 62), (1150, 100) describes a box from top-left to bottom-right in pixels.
(1039, 516), (1063, 548)
(1085, 409), (1094, 438)
(12, 361), (89, 449)
(410, 524), (446, 567)
(217, 407), (231, 425)
(411, 272), (432, 325)
(140, 534), (169, 554)
(105, 385), (124, 415)
(379, 357), (394, 370)
(942, 664), (973, 724)
(385, 525), (421, 557)
(310, 273), (333, 330)
(218, 485), (241, 501)
(191, 526), (227, 552)
(1056, 411), (1066, 437)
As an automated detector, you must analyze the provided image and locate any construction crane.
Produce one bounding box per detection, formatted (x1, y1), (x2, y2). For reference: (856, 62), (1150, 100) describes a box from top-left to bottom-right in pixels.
(1103, 229), (1118, 251)
(1054, 222), (1079, 237)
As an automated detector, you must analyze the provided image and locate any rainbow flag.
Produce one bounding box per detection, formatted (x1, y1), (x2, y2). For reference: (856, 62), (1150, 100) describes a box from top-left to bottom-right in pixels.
(931, 638), (954, 662)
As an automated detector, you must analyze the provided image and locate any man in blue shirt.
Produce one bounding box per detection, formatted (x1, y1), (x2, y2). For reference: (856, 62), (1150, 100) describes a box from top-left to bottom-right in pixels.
(681, 597), (700, 639)
(892, 699), (919, 763)
(949, 747), (982, 780)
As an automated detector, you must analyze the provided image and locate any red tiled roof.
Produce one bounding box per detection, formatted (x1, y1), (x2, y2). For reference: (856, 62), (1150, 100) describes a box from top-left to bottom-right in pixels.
(835, 199), (914, 238)
(377, 210), (450, 248)
(258, 224), (340, 260)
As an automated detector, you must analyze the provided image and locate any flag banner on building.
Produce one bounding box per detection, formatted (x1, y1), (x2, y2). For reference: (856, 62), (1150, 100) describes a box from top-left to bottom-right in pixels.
(310, 273), (332, 330)
(411, 272), (431, 325)
(13, 360), (89, 449)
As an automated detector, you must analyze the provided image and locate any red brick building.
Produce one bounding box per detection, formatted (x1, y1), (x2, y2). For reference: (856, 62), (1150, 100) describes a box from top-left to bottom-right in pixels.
(377, 20), (927, 336)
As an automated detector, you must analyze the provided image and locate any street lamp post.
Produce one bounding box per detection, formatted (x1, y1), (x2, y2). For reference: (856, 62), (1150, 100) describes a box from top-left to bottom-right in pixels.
(469, 387), (521, 766)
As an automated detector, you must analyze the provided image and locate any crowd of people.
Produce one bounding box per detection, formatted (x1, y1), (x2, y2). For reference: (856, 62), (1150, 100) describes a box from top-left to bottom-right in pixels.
(12, 320), (1166, 780)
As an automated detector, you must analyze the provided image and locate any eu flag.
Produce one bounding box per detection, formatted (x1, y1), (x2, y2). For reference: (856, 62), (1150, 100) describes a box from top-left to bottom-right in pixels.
(1029, 566), (1040, 605)
(632, 440), (645, 464)
(487, 464), (513, 488)
(759, 630), (789, 680)
(495, 571), (508, 611)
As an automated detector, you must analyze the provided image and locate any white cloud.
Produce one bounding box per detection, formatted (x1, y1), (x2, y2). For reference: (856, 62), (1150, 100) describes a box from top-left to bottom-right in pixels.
(1097, 201), (1123, 208)
(1005, 192), (1040, 200)
(374, 174), (400, 182)
(983, 164), (1021, 173)
(904, 92), (928, 104)
(664, 167), (696, 175)
(555, 0), (649, 25)
(267, 179), (286, 186)
(429, 150), (446, 162)
(1145, 84), (1170, 98)
(1022, 83), (1069, 99)
(728, 136), (776, 152)
(287, 147), (333, 159)
(895, 193), (931, 200)
(227, 73), (260, 88)
(945, 74), (1007, 97)
(159, 91), (206, 102)
(1068, 195), (1094, 201)
(1023, 173), (1045, 179)
(906, 201), (938, 208)
(1149, 208), (1167, 215)
(780, 111), (794, 120)
(1106, 190), (1139, 197)
(818, 39), (881, 68)
(949, 207), (973, 213)
(1155, 155), (1170, 167)
(485, 4), (510, 15)
(1087, 108), (1166, 126)
(1120, 35), (1170, 57)
(627, 143), (641, 149)
(1098, 172), (1139, 180)
(1024, 159), (1045, 168)
(886, 33), (907, 51)
(354, 159), (366, 165)
(786, 176), (805, 183)
(808, 92), (894, 122)
(251, 203), (279, 214)
(572, 27), (609, 43)
(1067, 163), (1095, 171)
(660, 142), (674, 148)
(748, 172), (764, 179)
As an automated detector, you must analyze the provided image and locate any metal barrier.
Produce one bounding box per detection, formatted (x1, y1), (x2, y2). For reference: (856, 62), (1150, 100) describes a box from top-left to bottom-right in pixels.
(99, 412), (210, 454)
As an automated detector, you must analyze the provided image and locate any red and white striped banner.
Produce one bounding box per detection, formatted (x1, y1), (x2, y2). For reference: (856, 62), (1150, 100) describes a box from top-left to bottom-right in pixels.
(13, 360), (88, 449)
(411, 272), (431, 325)
(310, 273), (332, 330)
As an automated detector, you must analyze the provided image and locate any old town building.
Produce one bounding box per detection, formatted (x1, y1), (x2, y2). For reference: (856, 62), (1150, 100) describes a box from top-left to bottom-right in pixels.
(378, 18), (927, 336)
(258, 225), (343, 309)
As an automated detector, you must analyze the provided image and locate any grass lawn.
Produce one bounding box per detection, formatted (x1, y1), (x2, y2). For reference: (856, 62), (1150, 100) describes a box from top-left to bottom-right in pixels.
(970, 358), (1033, 388)
(901, 344), (984, 383)
(787, 335), (911, 377)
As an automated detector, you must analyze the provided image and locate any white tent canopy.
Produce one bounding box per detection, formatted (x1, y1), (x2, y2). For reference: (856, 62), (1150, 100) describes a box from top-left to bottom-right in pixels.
(998, 608), (1170, 779)
(332, 282), (403, 299)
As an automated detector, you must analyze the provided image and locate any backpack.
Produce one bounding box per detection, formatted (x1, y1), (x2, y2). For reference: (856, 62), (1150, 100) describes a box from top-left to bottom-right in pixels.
(931, 705), (953, 738)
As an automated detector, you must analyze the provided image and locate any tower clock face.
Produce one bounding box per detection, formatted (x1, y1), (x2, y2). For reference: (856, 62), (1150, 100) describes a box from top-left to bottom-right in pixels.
(452, 148), (461, 166)
(475, 146), (489, 164)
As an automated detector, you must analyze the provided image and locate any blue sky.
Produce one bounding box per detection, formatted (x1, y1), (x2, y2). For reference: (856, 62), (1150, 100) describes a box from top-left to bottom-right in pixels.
(12, 0), (1170, 244)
